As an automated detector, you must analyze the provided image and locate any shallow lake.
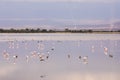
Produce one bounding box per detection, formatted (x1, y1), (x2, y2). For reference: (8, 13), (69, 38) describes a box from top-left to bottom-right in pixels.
(0, 33), (120, 80)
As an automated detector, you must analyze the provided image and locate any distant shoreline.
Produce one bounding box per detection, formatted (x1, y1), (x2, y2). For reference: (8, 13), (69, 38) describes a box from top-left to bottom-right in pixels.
(0, 28), (120, 34)
(0, 32), (120, 34)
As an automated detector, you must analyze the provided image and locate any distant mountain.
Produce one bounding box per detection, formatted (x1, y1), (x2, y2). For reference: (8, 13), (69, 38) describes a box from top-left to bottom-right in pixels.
(64, 22), (120, 31)
(0, 18), (120, 30)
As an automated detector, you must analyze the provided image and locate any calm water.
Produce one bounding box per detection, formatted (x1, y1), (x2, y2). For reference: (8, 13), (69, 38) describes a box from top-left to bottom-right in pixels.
(0, 33), (120, 80)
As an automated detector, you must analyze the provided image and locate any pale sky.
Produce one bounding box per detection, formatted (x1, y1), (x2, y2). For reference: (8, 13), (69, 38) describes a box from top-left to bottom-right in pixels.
(0, 0), (119, 3)
(0, 0), (120, 28)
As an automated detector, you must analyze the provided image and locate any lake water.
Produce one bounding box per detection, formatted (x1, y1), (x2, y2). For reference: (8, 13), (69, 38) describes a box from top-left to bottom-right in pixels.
(0, 33), (120, 80)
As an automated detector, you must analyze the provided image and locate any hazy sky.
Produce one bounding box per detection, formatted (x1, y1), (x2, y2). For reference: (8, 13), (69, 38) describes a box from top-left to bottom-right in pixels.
(0, 0), (120, 28)
(0, 0), (119, 3)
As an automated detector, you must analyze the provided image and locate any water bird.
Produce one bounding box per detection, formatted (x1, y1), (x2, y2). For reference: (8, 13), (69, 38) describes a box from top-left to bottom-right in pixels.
(13, 55), (18, 64)
(26, 55), (29, 62)
(104, 47), (108, 55)
(91, 45), (95, 53)
(40, 58), (45, 61)
(78, 56), (82, 60)
(51, 48), (54, 51)
(38, 53), (45, 61)
(38, 43), (45, 50)
(16, 43), (19, 49)
(3, 50), (9, 60)
(57, 40), (62, 43)
(83, 56), (88, 64)
(9, 41), (15, 49)
(46, 54), (49, 59)
(67, 54), (71, 59)
(22, 40), (28, 49)
(47, 51), (50, 54)
(31, 51), (37, 57)
(109, 54), (113, 58)
(40, 75), (47, 78)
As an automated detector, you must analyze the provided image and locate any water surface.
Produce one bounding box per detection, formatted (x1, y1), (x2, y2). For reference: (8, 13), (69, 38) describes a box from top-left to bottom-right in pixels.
(0, 33), (120, 80)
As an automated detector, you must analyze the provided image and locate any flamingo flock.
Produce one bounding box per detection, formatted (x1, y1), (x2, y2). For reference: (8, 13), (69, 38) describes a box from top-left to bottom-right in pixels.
(1, 40), (115, 65)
